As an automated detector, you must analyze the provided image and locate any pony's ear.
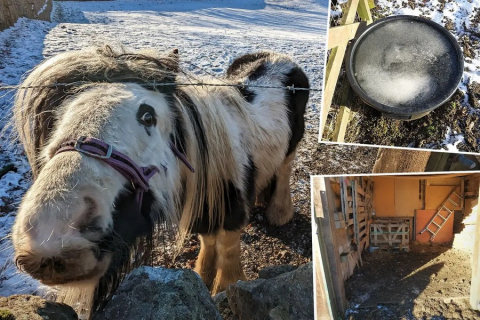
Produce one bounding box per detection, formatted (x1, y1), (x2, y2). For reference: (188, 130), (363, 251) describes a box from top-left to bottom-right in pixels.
(169, 48), (179, 58)
(166, 49), (180, 73)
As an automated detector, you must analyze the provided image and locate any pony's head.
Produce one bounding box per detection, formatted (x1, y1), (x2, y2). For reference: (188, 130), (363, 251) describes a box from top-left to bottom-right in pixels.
(11, 46), (188, 293)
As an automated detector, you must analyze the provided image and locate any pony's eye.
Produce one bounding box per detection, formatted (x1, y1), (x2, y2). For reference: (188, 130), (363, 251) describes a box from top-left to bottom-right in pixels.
(141, 112), (154, 127)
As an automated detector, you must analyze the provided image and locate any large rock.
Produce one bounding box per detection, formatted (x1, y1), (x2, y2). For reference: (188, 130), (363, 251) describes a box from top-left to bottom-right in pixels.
(226, 262), (313, 320)
(258, 265), (298, 279)
(93, 267), (221, 320)
(0, 295), (77, 320)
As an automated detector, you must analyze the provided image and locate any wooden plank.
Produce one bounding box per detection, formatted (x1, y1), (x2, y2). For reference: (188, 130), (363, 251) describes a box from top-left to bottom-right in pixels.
(320, 0), (362, 136)
(356, 186), (365, 196)
(358, 213), (367, 222)
(470, 185), (480, 310)
(352, 180), (360, 244)
(313, 208), (336, 319)
(321, 0), (373, 139)
(360, 237), (368, 251)
(332, 94), (353, 142)
(320, 44), (347, 137)
(357, 0), (373, 24)
(328, 23), (361, 50)
(341, 0), (361, 25)
(313, 177), (348, 314)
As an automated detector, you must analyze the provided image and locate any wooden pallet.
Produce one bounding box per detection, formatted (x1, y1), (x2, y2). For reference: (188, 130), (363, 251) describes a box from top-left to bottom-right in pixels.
(370, 219), (410, 249)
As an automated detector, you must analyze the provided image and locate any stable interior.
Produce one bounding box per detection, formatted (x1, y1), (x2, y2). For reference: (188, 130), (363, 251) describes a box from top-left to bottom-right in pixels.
(313, 173), (480, 319)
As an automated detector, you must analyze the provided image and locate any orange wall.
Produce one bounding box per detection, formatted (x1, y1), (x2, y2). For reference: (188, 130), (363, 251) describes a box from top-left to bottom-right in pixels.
(395, 179), (422, 217)
(425, 185), (459, 210)
(373, 177), (395, 217)
(373, 176), (463, 217)
(373, 177), (421, 217)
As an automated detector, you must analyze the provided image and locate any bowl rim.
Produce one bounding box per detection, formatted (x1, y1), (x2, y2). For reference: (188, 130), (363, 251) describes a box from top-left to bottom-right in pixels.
(345, 15), (464, 119)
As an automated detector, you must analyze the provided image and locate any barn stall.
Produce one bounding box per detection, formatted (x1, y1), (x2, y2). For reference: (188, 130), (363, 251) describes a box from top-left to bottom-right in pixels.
(312, 173), (480, 319)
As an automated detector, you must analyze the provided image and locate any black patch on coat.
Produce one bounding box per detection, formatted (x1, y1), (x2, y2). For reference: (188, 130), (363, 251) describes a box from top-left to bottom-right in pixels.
(226, 53), (270, 103)
(244, 155), (257, 207)
(282, 66), (309, 155)
(191, 181), (249, 234)
(93, 185), (160, 312)
(238, 87), (256, 103)
(247, 64), (267, 81)
(168, 98), (187, 155)
(175, 89), (208, 161)
(226, 52), (271, 78)
(191, 156), (256, 234)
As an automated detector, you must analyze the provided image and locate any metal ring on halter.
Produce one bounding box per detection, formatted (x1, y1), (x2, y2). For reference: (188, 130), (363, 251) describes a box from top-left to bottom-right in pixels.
(74, 136), (113, 159)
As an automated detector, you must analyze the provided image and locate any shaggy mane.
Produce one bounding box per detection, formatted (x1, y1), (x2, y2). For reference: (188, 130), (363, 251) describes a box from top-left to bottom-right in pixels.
(13, 45), (179, 178)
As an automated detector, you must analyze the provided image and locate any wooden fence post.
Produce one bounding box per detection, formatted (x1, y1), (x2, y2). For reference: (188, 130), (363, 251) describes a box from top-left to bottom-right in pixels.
(320, 0), (374, 141)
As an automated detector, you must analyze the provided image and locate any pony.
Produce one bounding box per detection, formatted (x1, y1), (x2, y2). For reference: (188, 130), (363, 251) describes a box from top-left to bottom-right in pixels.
(10, 45), (309, 316)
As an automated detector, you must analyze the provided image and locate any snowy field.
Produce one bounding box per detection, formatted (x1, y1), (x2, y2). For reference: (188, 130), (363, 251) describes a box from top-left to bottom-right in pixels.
(0, 0), (327, 297)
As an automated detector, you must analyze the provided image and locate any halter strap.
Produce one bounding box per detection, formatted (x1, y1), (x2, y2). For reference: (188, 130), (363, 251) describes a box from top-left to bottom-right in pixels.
(54, 136), (194, 206)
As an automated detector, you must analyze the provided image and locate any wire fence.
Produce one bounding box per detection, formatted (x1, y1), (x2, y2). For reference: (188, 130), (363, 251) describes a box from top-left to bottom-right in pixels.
(0, 81), (321, 93)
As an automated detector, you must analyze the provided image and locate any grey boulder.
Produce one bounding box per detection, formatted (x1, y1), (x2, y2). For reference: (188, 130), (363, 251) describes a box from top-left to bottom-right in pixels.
(226, 262), (313, 320)
(94, 266), (221, 320)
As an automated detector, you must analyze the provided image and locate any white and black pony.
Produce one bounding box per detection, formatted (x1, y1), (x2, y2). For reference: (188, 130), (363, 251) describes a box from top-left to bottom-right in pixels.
(11, 45), (309, 316)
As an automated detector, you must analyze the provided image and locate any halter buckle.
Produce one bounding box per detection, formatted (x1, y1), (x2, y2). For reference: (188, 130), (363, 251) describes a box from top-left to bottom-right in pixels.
(74, 136), (113, 159)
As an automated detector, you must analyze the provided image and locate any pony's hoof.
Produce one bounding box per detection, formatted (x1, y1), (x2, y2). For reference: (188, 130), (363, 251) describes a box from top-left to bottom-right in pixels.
(266, 203), (294, 226)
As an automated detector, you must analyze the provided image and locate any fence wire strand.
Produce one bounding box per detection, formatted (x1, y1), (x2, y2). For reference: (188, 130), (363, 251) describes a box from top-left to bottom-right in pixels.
(0, 81), (321, 92)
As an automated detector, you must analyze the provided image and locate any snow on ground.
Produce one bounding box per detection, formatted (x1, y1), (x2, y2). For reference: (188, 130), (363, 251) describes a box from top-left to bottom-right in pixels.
(0, 0), (328, 297)
(373, 0), (480, 150)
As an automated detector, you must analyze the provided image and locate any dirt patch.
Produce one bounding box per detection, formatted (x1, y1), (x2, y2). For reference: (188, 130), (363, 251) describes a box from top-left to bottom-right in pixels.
(340, 90), (477, 151)
(345, 244), (480, 320)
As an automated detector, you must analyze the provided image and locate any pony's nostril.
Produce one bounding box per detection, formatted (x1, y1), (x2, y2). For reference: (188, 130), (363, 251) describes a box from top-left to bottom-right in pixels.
(39, 257), (67, 273)
(83, 196), (97, 220)
(78, 197), (105, 241)
(15, 255), (28, 271)
(78, 196), (99, 232)
(79, 216), (104, 237)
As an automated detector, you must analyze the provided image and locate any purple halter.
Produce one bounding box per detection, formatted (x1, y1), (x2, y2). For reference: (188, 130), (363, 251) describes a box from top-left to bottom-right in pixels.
(55, 136), (194, 207)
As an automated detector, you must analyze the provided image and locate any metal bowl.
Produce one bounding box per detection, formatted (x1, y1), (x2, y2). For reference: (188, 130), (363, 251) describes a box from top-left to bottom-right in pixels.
(345, 15), (464, 120)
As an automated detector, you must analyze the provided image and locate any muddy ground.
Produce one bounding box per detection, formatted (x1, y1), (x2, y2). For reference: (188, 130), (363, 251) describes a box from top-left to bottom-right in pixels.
(323, 0), (480, 152)
(345, 243), (480, 320)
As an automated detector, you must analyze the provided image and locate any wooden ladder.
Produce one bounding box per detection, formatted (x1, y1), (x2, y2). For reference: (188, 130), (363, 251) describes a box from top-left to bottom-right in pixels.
(419, 187), (463, 241)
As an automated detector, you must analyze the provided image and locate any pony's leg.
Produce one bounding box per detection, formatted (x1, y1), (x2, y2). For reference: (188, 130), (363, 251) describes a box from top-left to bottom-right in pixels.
(266, 151), (295, 226)
(211, 229), (246, 295)
(194, 234), (217, 290)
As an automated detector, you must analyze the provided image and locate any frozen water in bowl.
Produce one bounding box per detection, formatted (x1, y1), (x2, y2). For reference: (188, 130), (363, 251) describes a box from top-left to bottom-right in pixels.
(349, 17), (462, 117)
